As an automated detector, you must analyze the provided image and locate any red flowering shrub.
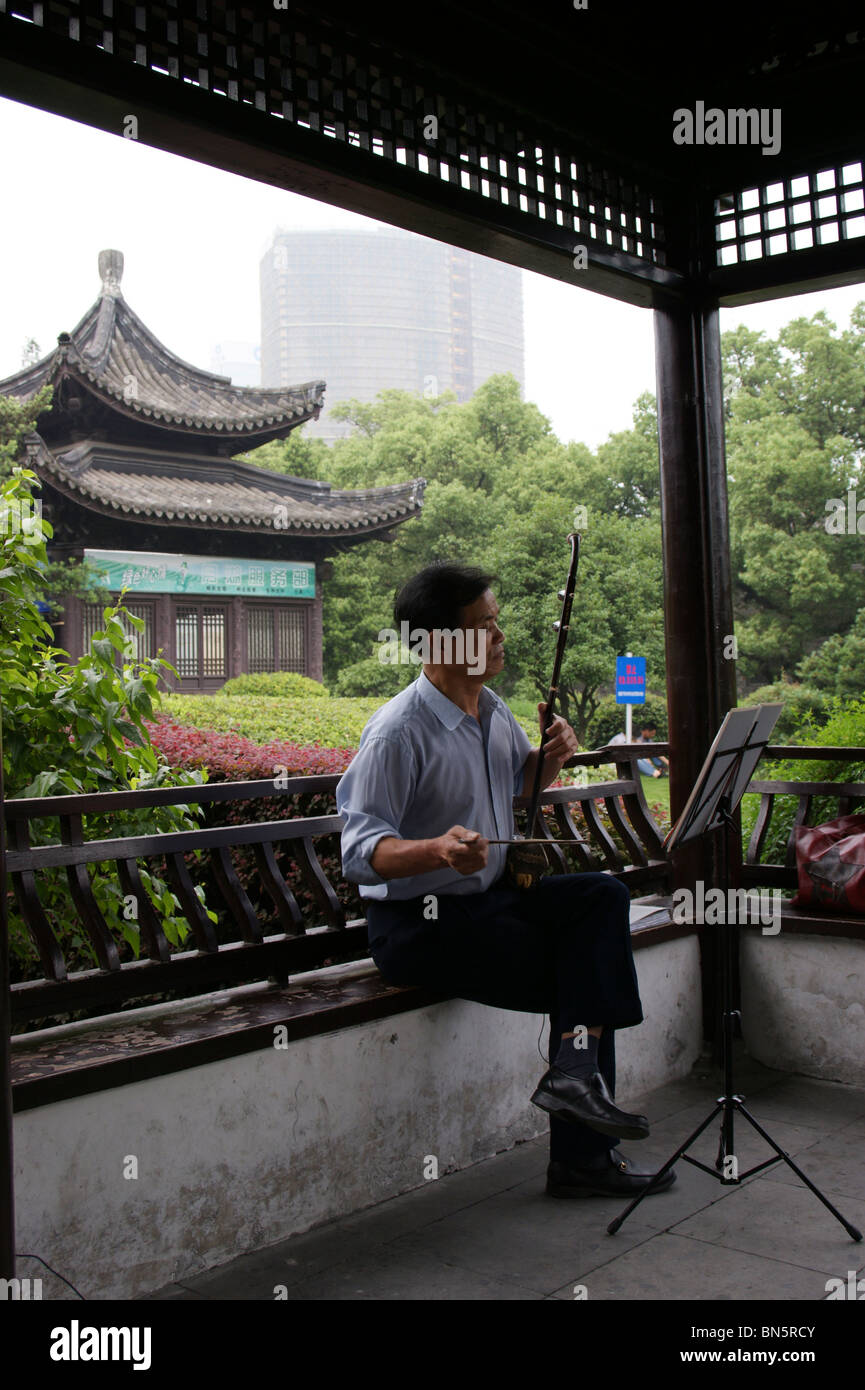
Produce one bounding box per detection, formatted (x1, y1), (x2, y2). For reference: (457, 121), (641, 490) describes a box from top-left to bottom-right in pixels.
(139, 719), (363, 943)
(144, 718), (355, 781)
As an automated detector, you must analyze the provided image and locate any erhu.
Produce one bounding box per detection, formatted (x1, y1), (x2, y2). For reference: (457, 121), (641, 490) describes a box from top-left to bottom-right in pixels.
(504, 532), (582, 889)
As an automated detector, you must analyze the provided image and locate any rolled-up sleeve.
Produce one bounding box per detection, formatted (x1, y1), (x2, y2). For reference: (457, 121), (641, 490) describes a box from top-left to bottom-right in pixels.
(336, 733), (416, 885)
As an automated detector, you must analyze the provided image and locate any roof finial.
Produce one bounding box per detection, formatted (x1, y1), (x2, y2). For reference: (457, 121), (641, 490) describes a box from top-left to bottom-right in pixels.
(98, 249), (124, 297)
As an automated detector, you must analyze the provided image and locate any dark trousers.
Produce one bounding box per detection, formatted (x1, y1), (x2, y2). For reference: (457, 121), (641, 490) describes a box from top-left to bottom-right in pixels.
(365, 872), (643, 1164)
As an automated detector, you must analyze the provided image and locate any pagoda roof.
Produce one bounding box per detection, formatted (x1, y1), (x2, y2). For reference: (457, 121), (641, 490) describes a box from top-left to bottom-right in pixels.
(23, 433), (426, 541)
(0, 249), (325, 445)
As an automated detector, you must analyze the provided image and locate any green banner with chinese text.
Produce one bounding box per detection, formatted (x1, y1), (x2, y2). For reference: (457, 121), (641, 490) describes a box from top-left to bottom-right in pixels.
(84, 550), (315, 598)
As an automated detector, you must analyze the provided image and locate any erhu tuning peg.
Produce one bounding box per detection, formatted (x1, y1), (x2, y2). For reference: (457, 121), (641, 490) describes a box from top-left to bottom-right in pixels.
(552, 620), (561, 631)
(557, 590), (566, 600)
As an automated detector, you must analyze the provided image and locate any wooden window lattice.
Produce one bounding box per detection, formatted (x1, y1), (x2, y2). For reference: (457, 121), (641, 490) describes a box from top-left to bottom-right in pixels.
(175, 604), (226, 680)
(2, 0), (667, 268)
(247, 605), (306, 674)
(714, 160), (865, 267)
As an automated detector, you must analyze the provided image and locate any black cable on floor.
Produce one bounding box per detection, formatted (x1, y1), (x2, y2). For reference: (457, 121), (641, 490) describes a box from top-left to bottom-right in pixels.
(15, 1252), (86, 1299)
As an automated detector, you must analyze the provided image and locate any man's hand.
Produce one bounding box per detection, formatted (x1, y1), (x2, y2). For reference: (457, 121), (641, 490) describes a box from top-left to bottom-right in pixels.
(436, 825), (489, 875)
(370, 826), (489, 880)
(537, 704), (579, 764)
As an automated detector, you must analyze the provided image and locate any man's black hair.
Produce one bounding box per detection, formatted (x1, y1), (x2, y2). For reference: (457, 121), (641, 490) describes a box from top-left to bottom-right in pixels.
(394, 562), (498, 632)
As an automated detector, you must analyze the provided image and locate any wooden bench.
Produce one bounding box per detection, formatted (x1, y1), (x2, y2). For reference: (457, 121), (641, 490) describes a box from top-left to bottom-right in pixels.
(8, 739), (865, 1108)
(5, 747), (681, 1111)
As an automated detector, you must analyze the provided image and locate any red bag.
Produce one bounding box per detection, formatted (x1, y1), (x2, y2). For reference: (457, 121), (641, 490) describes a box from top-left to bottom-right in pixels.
(793, 813), (865, 914)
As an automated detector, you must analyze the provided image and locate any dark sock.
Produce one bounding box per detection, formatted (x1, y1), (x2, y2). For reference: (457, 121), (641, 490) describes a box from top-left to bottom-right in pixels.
(553, 1028), (600, 1079)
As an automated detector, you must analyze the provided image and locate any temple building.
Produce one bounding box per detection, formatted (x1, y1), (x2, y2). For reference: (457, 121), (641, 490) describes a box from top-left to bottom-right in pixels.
(0, 250), (425, 691)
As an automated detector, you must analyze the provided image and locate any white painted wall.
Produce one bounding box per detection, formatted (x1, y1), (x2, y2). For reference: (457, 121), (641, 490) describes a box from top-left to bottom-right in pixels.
(741, 933), (865, 1085)
(13, 935), (702, 1300)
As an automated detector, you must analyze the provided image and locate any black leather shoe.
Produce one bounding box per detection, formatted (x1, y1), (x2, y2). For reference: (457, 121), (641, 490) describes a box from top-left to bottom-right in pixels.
(546, 1149), (677, 1198)
(530, 1067), (650, 1140)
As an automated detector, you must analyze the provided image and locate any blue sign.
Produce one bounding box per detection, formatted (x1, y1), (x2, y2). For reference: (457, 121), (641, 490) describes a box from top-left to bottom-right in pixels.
(616, 656), (646, 704)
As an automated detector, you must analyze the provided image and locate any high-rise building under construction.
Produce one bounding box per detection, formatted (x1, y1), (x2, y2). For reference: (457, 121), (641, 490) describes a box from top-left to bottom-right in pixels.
(260, 227), (525, 441)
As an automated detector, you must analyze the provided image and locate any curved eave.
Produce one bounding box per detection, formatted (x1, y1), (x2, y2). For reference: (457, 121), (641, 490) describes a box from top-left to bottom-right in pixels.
(25, 434), (425, 538)
(57, 363), (326, 439)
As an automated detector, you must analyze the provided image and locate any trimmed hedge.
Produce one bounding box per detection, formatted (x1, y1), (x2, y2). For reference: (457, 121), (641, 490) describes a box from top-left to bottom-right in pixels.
(219, 671), (329, 698)
(155, 693), (384, 748)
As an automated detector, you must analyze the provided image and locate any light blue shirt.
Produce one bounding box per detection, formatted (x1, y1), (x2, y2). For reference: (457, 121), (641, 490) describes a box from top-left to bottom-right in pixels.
(336, 671), (533, 900)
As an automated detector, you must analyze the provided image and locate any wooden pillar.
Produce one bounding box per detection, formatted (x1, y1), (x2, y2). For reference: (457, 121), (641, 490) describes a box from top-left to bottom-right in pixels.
(156, 594), (173, 693)
(47, 543), (84, 662)
(310, 562), (327, 683)
(654, 290), (738, 1049)
(231, 596), (244, 681)
(61, 592), (82, 663)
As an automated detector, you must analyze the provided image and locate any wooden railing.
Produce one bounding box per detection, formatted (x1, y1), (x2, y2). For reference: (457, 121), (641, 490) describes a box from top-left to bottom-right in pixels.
(515, 745), (670, 889)
(9, 739), (864, 1030)
(741, 744), (865, 887)
(4, 749), (670, 1028)
(737, 744), (865, 938)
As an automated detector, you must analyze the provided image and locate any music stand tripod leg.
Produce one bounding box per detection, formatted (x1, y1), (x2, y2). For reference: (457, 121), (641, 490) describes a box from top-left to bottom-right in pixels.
(608, 707), (864, 1242)
(733, 1102), (863, 1242)
(606, 1101), (725, 1235)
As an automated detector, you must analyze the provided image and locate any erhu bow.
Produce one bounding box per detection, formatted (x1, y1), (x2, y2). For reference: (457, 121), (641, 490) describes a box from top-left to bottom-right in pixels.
(504, 531), (582, 889)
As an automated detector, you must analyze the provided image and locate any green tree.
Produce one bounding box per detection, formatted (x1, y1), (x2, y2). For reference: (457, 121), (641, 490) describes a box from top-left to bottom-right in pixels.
(245, 374), (667, 706)
(1, 386), (118, 623)
(798, 608), (865, 699)
(589, 393), (661, 519)
(494, 502), (665, 741)
(0, 382), (54, 477)
(238, 424), (332, 480)
(723, 307), (865, 687)
(1, 465), (216, 971)
(320, 476), (509, 686)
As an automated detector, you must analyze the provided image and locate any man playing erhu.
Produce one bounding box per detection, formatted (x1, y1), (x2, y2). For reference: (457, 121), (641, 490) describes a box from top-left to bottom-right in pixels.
(337, 562), (675, 1197)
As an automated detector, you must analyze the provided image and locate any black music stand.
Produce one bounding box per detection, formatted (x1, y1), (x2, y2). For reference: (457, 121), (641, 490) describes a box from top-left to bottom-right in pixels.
(608, 704), (863, 1241)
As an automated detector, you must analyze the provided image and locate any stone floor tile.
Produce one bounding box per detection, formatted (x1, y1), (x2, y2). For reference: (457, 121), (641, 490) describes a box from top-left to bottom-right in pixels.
(266, 1245), (547, 1300)
(381, 1176), (692, 1294)
(670, 1177), (865, 1274)
(141, 1283), (209, 1301)
(733, 1077), (865, 1132)
(547, 1232), (835, 1300)
(763, 1121), (865, 1203)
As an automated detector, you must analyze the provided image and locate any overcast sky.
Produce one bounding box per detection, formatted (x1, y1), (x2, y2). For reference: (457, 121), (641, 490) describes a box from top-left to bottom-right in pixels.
(2, 96), (863, 452)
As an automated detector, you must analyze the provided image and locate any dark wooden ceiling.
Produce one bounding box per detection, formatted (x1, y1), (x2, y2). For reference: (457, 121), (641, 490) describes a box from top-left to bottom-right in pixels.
(1, 1), (863, 306)
(315, 0), (865, 189)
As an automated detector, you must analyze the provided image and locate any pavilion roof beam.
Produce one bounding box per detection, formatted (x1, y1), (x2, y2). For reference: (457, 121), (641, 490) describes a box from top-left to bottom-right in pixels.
(0, 12), (685, 311)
